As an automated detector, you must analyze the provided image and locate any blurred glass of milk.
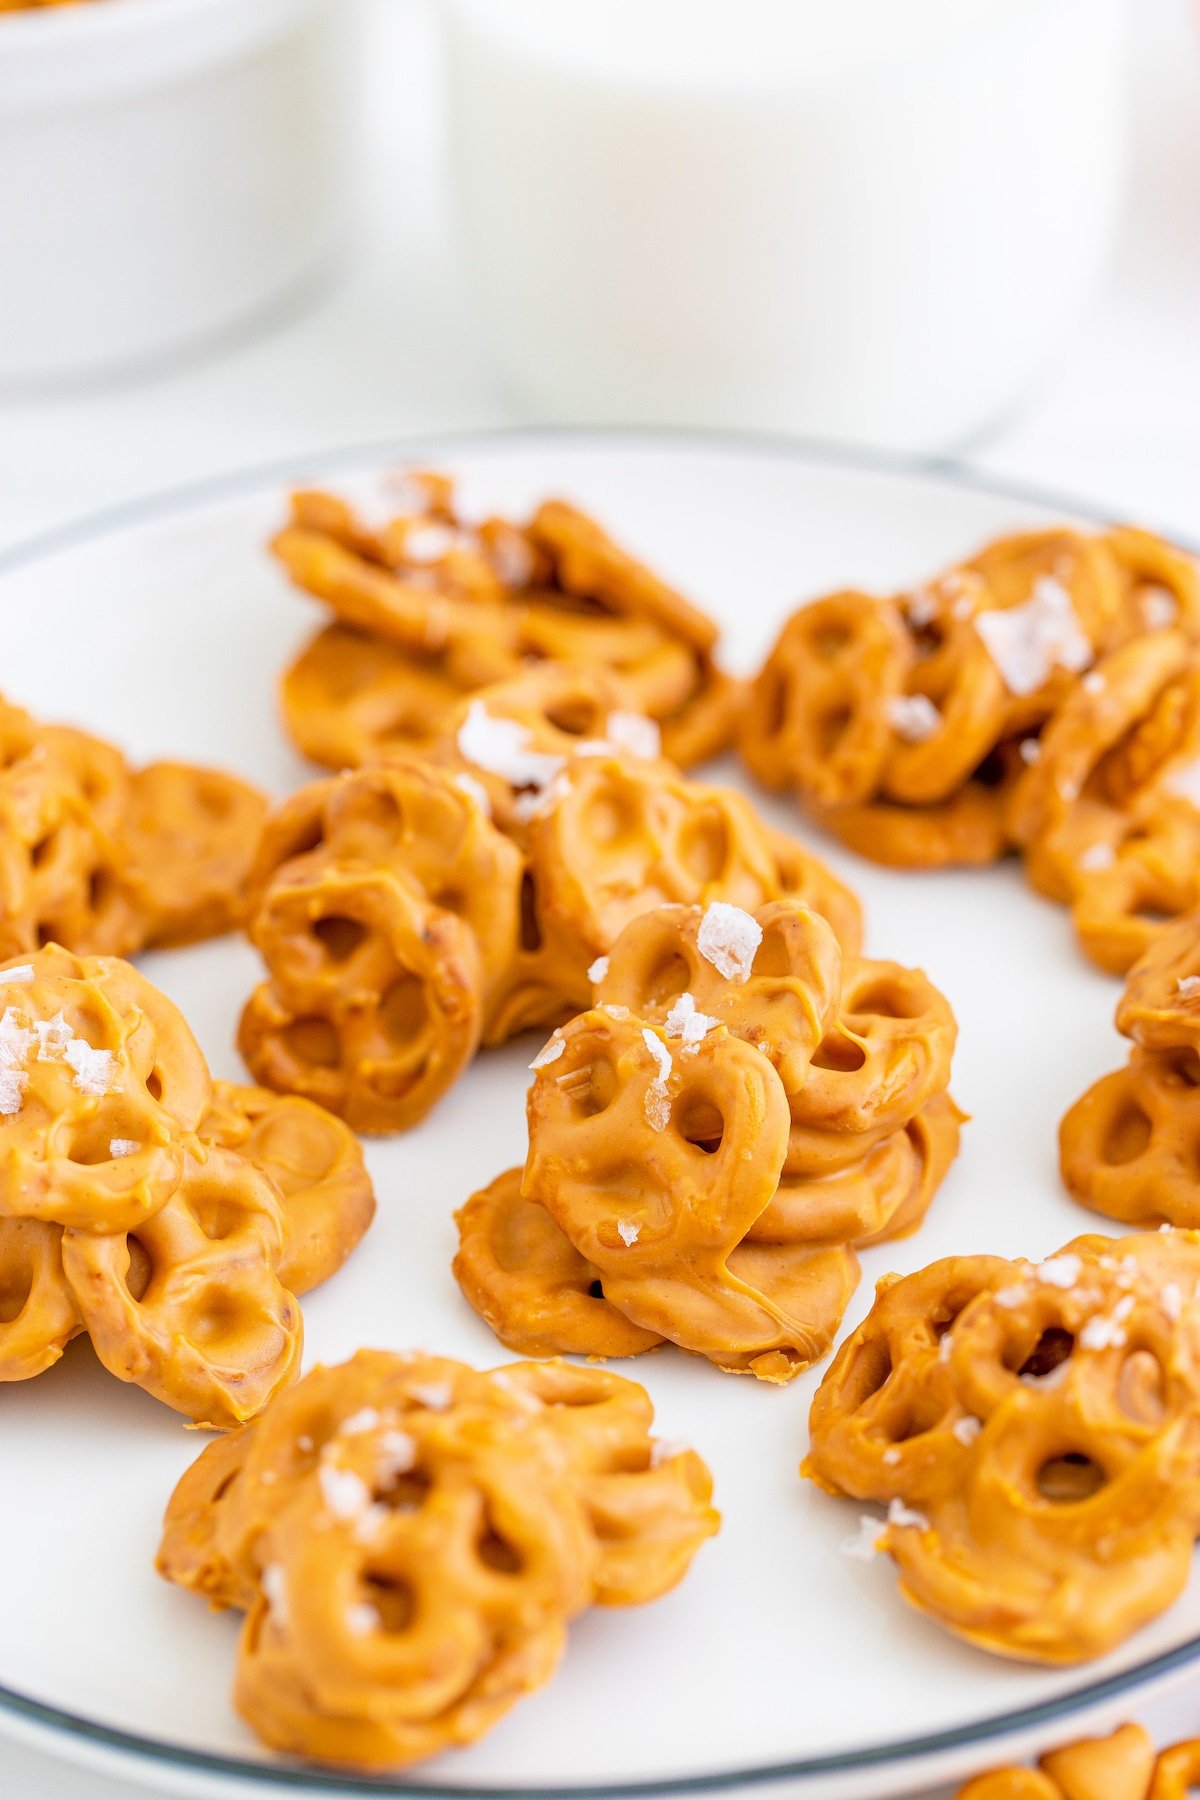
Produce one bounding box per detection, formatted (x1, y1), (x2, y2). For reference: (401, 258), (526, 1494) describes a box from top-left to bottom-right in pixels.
(441, 0), (1128, 451)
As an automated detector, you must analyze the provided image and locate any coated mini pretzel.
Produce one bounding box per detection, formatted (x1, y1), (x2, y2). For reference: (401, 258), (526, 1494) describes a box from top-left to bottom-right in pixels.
(806, 1231), (1200, 1663)
(61, 1145), (302, 1427)
(1115, 907), (1200, 1056)
(0, 1216), (81, 1381)
(197, 1081), (375, 1296)
(0, 947), (211, 1233)
(117, 761), (269, 947)
(956, 1722), (1158, 1800)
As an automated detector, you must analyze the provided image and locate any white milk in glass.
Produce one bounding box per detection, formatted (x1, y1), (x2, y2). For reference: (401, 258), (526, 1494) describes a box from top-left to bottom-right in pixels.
(442, 0), (1128, 450)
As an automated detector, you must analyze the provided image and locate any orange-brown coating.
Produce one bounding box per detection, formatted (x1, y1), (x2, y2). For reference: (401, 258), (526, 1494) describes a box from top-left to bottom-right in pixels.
(0, 694), (265, 960)
(741, 523), (1200, 968)
(1061, 911), (1200, 1230)
(0, 949), (373, 1423)
(242, 675), (860, 1132)
(806, 1230), (1200, 1663)
(157, 1349), (718, 1770)
(456, 898), (959, 1380)
(956, 1723), (1158, 1800)
(273, 475), (739, 773)
(197, 1081), (375, 1296)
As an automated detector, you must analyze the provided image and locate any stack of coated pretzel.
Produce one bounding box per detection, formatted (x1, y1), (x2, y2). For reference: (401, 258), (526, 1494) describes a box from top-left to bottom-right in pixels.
(0, 947), (373, 1423)
(0, 693), (267, 957)
(956, 1723), (1200, 1800)
(455, 896), (961, 1381)
(273, 470), (741, 772)
(806, 1228), (1200, 1663)
(239, 667), (861, 1133)
(743, 526), (1200, 973)
(158, 1350), (718, 1768)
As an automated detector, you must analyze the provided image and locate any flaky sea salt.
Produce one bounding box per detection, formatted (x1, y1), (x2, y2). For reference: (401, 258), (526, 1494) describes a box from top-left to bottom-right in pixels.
(1162, 1283), (1183, 1322)
(346, 1602), (382, 1636)
(410, 1382), (452, 1412)
(905, 589), (939, 630)
(1035, 1254), (1082, 1290)
(1018, 738), (1042, 766)
(952, 1417), (982, 1447)
(0, 1007), (33, 1116)
(457, 702), (565, 798)
(530, 1032), (565, 1070)
(663, 991), (719, 1044)
(0, 966), (33, 984)
(602, 1003), (629, 1020)
(1142, 585), (1179, 629)
(108, 1138), (139, 1158)
(340, 1408), (381, 1436)
(1080, 1314), (1126, 1352)
(402, 522), (462, 565)
(1022, 1357), (1071, 1391)
(1178, 976), (1200, 1000)
(1079, 842), (1116, 873)
(975, 577), (1092, 697)
(261, 1564), (289, 1626)
(841, 1515), (882, 1562)
(487, 531), (535, 590)
(587, 956), (609, 984)
(451, 771), (492, 817)
(1082, 671), (1107, 696)
(649, 1438), (689, 1468)
(938, 1332), (953, 1363)
(642, 1028), (673, 1131)
(605, 711), (662, 761)
(617, 1219), (640, 1246)
(697, 902), (762, 983)
(882, 1446), (902, 1467)
(377, 1429), (417, 1481)
(318, 1465), (372, 1523)
(886, 693), (941, 744)
(994, 1284), (1030, 1308)
(887, 1499), (929, 1532)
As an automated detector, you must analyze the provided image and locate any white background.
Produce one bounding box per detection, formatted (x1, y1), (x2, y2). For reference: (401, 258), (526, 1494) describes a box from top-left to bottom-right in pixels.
(1, 0), (1199, 1794)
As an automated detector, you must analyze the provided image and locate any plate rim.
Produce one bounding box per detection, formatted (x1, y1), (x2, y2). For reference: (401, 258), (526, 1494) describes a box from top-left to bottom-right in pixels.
(2, 421), (1198, 1797)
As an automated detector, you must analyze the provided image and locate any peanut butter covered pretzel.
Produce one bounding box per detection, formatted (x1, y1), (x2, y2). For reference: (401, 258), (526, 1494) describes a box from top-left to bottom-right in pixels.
(742, 524), (1200, 968)
(1061, 911), (1200, 1229)
(273, 473), (740, 773)
(0, 694), (265, 959)
(0, 949), (374, 1422)
(157, 1350), (718, 1770)
(242, 673), (861, 1131)
(457, 898), (960, 1379)
(955, 1722), (1181, 1800)
(807, 1230), (1200, 1663)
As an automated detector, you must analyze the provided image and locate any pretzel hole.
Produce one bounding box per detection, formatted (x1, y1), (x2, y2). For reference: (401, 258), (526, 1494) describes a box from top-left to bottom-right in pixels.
(30, 833), (55, 870)
(477, 1518), (524, 1574)
(758, 669), (787, 737)
(582, 791), (640, 847)
(146, 1070), (164, 1101)
(277, 816), (325, 863)
(0, 1262), (33, 1322)
(68, 1125), (129, 1167)
(813, 625), (853, 659)
(546, 697), (603, 737)
(841, 1337), (892, 1408)
(1117, 1348), (1166, 1426)
(191, 1293), (259, 1349)
(850, 982), (923, 1021)
(811, 1031), (866, 1073)
(312, 916), (367, 963)
(674, 1092), (725, 1155)
(588, 1279), (605, 1299)
(191, 1196), (249, 1242)
(1036, 1454), (1106, 1503)
(126, 1238), (152, 1299)
(381, 1469), (432, 1513)
(519, 872), (543, 953)
(1160, 1049), (1200, 1088)
(973, 748), (1008, 790)
(1102, 1100), (1151, 1166)
(1018, 1328), (1074, 1381)
(194, 781), (235, 821)
(360, 1573), (415, 1632)
(754, 924), (794, 978)
(643, 950), (689, 1008)
(815, 705), (853, 755)
(567, 1056), (618, 1119)
(679, 810), (730, 883)
(283, 1017), (341, 1070)
(88, 869), (116, 914)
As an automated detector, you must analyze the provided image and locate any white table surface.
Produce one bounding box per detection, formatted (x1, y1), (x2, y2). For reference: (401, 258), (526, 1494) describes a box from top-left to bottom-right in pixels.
(2, 0), (1199, 1794)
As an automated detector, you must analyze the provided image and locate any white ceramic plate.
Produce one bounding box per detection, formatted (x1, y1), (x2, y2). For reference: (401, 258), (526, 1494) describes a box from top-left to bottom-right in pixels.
(1, 431), (1198, 1800)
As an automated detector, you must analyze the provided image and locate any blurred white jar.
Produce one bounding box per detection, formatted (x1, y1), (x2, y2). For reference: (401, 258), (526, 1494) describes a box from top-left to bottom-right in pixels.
(0, 0), (354, 384)
(443, 0), (1128, 451)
